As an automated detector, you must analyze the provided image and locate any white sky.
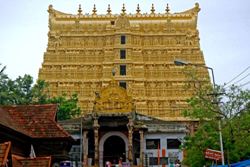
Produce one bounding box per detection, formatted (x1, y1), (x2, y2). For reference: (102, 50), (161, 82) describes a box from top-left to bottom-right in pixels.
(1, 0), (250, 89)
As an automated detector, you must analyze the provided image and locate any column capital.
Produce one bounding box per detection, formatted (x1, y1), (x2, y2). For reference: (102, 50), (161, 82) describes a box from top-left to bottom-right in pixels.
(94, 124), (100, 129)
(127, 118), (134, 130)
(93, 118), (100, 129)
(83, 130), (89, 135)
(139, 130), (144, 134)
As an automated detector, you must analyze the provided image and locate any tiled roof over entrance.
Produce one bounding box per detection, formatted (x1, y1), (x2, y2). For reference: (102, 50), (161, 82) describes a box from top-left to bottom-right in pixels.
(0, 104), (70, 138)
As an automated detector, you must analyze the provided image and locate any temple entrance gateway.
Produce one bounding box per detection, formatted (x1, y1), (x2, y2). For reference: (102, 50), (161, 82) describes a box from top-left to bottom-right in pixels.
(104, 136), (126, 165)
(99, 131), (129, 167)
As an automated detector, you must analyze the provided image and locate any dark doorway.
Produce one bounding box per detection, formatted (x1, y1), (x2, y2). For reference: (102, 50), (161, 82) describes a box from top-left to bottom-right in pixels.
(103, 135), (126, 165)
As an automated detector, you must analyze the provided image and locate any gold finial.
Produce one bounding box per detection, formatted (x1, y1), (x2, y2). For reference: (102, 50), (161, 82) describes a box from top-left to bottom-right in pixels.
(195, 3), (200, 12)
(150, 4), (155, 14)
(78, 4), (82, 15)
(165, 3), (170, 14)
(121, 4), (126, 15)
(107, 4), (112, 14)
(48, 4), (53, 13)
(92, 4), (97, 15)
(136, 4), (141, 14)
(195, 2), (199, 8)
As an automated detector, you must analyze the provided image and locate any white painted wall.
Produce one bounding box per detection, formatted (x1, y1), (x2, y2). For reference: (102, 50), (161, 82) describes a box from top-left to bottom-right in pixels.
(144, 133), (185, 166)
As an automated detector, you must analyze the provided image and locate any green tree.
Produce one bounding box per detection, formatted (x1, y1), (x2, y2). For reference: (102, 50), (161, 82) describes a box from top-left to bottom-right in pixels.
(31, 80), (49, 104)
(0, 69), (80, 120)
(31, 80), (81, 120)
(13, 74), (33, 104)
(182, 85), (250, 166)
(47, 93), (81, 120)
(0, 68), (33, 105)
(184, 122), (220, 167)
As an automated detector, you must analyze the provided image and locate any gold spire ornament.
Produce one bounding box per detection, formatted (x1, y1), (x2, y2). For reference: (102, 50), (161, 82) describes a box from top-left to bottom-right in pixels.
(121, 4), (126, 15)
(78, 4), (82, 15)
(92, 4), (97, 15)
(165, 3), (170, 14)
(136, 4), (141, 14)
(107, 4), (111, 15)
(150, 4), (155, 14)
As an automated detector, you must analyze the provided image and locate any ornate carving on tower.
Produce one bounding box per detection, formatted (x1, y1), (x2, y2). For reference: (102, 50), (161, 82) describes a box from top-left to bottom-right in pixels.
(115, 15), (130, 29)
(94, 79), (133, 113)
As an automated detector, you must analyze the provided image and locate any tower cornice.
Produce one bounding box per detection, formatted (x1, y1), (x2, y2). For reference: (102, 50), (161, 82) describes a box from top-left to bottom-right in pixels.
(47, 3), (200, 21)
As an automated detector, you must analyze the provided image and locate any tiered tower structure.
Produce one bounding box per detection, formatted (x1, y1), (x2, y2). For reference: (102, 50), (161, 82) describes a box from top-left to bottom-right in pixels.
(39, 3), (210, 120)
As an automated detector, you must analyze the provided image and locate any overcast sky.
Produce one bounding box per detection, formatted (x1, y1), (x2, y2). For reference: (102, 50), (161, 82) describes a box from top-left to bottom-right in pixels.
(1, 0), (250, 89)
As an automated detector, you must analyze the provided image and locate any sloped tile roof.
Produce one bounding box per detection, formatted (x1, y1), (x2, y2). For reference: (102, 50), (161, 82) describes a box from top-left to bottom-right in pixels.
(12, 155), (51, 167)
(0, 141), (11, 167)
(0, 104), (70, 138)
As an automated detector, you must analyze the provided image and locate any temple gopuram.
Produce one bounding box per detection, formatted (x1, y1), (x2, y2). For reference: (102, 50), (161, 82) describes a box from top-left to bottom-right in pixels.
(38, 3), (210, 121)
(38, 3), (211, 167)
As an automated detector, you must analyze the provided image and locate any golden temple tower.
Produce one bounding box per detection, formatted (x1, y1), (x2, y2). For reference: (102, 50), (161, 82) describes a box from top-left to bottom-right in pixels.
(39, 3), (210, 120)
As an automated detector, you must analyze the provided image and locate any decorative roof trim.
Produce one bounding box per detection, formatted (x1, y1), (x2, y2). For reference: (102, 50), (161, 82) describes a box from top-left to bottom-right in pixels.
(48, 3), (200, 20)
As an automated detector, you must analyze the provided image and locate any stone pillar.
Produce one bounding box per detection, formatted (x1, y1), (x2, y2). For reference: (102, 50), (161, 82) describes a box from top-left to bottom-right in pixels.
(139, 130), (144, 167)
(93, 118), (100, 167)
(83, 131), (88, 166)
(128, 127), (133, 162)
(127, 117), (134, 165)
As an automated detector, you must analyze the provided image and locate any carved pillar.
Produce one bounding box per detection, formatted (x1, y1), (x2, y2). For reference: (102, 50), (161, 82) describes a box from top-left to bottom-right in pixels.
(127, 117), (134, 165)
(128, 127), (133, 162)
(139, 130), (144, 167)
(83, 131), (88, 166)
(93, 117), (100, 167)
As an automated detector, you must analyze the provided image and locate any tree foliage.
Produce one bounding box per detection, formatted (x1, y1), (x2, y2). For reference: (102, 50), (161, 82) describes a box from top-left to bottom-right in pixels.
(183, 84), (250, 166)
(0, 69), (80, 120)
(184, 122), (220, 167)
(47, 93), (81, 120)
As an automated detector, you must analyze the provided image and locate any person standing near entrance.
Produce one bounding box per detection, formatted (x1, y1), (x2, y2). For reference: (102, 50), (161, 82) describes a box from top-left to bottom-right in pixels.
(106, 161), (111, 167)
(118, 157), (122, 167)
(174, 159), (181, 167)
(170, 162), (174, 167)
